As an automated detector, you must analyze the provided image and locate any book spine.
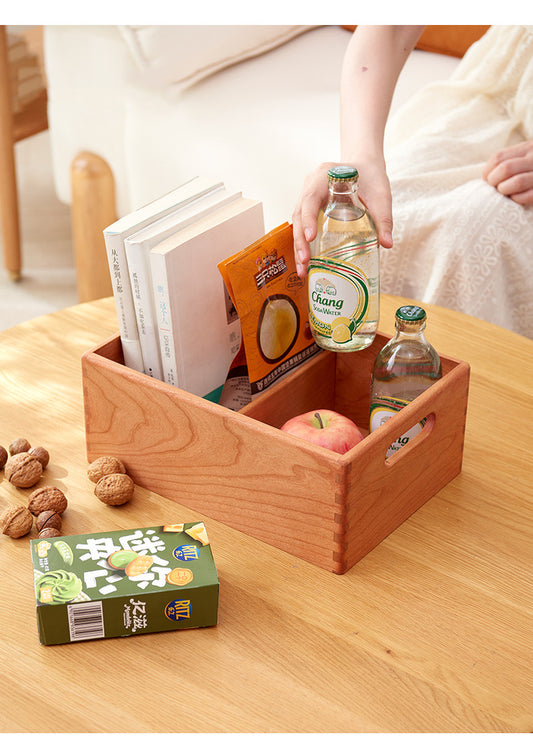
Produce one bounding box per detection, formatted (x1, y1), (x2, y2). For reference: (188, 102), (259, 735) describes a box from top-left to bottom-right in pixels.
(150, 251), (180, 387)
(104, 232), (145, 373)
(124, 241), (164, 381)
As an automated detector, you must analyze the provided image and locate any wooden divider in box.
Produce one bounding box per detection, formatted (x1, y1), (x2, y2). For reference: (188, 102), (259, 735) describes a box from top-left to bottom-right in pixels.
(82, 332), (470, 573)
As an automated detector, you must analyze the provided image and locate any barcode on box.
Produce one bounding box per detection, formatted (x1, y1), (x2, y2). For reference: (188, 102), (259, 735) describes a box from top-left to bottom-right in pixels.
(67, 601), (105, 641)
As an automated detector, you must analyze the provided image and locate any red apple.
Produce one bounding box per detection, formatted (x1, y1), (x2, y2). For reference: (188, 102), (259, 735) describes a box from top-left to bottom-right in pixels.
(280, 409), (364, 454)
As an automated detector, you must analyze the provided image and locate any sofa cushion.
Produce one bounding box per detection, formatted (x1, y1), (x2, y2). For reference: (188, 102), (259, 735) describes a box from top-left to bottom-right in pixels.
(119, 25), (315, 89)
(416, 25), (490, 57)
(44, 25), (459, 218)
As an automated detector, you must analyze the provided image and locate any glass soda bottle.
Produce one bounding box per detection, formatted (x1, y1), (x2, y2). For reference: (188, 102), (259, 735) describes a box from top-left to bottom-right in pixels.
(307, 165), (379, 352)
(369, 305), (442, 457)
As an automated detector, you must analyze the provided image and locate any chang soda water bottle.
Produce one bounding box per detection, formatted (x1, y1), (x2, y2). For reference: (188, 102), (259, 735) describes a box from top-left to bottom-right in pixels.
(307, 166), (379, 352)
(369, 305), (442, 456)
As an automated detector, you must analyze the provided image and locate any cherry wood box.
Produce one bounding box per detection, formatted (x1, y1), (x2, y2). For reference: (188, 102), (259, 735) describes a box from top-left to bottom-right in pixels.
(82, 333), (470, 574)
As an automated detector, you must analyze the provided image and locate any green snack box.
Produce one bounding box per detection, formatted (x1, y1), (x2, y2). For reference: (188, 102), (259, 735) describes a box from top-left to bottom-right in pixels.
(30, 522), (219, 645)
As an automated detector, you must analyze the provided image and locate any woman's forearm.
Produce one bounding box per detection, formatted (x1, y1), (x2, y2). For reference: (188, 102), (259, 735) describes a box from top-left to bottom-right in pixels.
(293, 25), (425, 273)
(340, 25), (424, 161)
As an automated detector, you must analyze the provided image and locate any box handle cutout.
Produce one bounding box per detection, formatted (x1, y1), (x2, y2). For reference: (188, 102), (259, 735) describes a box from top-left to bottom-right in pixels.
(383, 411), (435, 466)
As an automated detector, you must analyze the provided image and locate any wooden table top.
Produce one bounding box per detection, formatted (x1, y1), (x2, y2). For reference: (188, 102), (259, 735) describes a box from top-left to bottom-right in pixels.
(0, 295), (531, 733)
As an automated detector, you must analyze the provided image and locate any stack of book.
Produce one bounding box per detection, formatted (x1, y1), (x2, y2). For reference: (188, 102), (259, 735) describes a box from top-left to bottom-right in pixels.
(104, 177), (265, 403)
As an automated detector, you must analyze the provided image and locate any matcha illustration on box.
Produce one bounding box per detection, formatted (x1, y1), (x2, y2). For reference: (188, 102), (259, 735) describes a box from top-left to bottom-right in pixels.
(30, 522), (219, 645)
(308, 166), (379, 352)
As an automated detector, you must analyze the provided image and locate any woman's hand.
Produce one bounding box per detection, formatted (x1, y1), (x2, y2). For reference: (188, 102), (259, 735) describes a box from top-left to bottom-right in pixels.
(483, 140), (533, 206)
(292, 157), (393, 279)
(292, 161), (336, 278)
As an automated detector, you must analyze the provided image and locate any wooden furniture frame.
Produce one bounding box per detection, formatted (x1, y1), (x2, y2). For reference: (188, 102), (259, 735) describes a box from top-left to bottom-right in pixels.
(0, 26), (114, 301)
(0, 25), (48, 281)
(70, 151), (115, 302)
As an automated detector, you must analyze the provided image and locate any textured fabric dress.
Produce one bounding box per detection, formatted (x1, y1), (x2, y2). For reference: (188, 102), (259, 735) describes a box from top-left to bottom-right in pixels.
(383, 25), (533, 338)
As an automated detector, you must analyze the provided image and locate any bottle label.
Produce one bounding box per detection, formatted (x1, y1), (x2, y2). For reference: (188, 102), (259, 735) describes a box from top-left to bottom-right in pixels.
(369, 396), (426, 457)
(307, 252), (370, 344)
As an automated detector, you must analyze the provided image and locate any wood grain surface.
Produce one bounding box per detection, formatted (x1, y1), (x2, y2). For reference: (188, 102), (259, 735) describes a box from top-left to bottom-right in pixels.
(0, 295), (532, 733)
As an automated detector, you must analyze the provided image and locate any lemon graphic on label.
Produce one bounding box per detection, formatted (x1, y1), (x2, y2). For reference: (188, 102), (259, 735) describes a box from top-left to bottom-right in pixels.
(330, 316), (351, 330)
(330, 316), (352, 343)
(331, 324), (351, 343)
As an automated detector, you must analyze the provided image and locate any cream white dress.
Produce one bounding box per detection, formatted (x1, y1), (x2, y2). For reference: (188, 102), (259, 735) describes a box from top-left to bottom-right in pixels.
(383, 25), (533, 339)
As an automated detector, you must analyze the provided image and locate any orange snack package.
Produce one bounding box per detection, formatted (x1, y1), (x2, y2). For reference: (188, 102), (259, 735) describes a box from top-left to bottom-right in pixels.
(218, 223), (319, 409)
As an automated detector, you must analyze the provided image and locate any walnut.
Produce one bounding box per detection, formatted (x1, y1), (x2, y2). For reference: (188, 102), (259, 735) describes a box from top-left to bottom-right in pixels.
(28, 446), (50, 470)
(5, 452), (42, 488)
(9, 438), (31, 456)
(35, 510), (62, 532)
(28, 486), (68, 516)
(87, 456), (126, 483)
(95, 473), (134, 505)
(38, 528), (61, 538)
(1, 505), (33, 538)
(0, 445), (7, 469)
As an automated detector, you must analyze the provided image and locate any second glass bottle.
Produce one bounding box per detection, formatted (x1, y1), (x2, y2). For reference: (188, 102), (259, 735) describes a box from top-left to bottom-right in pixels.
(369, 305), (442, 457)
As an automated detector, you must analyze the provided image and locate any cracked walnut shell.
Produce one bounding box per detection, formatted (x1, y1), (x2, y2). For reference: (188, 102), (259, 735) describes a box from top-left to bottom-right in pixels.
(35, 510), (62, 532)
(95, 473), (134, 505)
(87, 456), (126, 483)
(5, 452), (43, 488)
(28, 486), (68, 516)
(1, 505), (33, 538)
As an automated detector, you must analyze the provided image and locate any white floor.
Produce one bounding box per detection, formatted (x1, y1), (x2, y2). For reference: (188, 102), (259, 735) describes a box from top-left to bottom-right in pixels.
(0, 130), (79, 332)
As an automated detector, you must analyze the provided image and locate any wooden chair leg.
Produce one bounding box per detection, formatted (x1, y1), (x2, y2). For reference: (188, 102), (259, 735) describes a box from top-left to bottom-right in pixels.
(70, 151), (117, 302)
(0, 26), (21, 281)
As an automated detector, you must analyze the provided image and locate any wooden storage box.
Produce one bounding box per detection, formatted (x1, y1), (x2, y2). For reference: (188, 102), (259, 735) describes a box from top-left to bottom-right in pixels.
(82, 334), (470, 574)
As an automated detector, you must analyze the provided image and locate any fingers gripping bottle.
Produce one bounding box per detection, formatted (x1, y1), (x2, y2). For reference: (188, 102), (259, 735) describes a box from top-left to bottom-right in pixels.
(369, 305), (442, 457)
(308, 166), (379, 352)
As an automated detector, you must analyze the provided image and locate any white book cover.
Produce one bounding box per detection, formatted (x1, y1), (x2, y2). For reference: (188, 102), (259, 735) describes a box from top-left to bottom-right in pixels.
(103, 175), (223, 372)
(150, 197), (265, 400)
(124, 187), (242, 380)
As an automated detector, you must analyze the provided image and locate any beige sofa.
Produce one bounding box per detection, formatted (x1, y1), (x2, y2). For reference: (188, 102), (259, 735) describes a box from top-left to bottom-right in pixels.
(43, 25), (483, 301)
